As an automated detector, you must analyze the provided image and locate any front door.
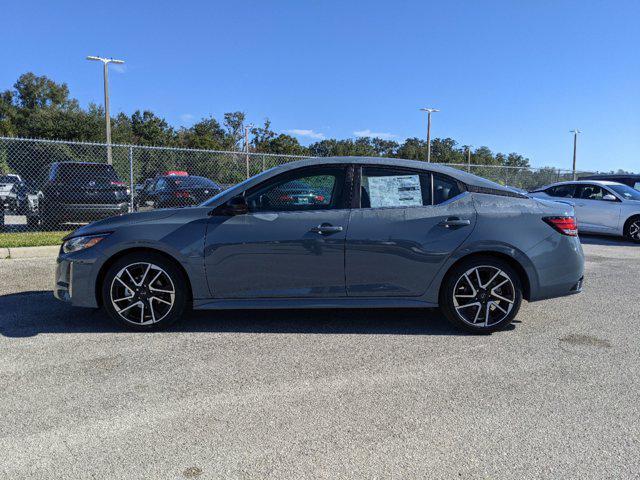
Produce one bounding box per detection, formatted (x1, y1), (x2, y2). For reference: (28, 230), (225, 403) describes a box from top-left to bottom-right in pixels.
(572, 184), (621, 232)
(346, 166), (476, 296)
(204, 165), (350, 298)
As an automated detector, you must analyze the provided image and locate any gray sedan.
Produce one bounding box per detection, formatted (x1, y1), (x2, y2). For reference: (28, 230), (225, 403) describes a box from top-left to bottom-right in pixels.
(54, 157), (584, 333)
(529, 180), (640, 242)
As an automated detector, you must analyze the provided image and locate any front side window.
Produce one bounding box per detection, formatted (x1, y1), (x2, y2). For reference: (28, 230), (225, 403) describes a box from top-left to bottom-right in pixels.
(633, 181), (640, 191)
(575, 184), (607, 201)
(609, 184), (640, 201)
(246, 167), (345, 212)
(360, 167), (432, 208)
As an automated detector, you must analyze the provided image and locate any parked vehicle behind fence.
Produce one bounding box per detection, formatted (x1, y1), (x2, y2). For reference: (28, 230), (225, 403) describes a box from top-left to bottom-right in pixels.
(54, 157), (584, 334)
(529, 180), (640, 242)
(134, 174), (222, 211)
(39, 162), (130, 229)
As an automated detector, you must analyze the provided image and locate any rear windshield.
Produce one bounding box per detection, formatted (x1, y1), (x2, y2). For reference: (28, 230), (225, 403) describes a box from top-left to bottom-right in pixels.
(168, 176), (220, 189)
(54, 163), (119, 182)
(0, 175), (19, 183)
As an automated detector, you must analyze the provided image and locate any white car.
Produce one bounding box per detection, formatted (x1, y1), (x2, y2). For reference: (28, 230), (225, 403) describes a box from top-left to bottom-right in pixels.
(529, 180), (640, 243)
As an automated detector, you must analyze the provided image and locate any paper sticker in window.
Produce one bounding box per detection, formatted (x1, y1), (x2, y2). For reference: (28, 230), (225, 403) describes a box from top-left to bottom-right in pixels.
(366, 175), (422, 207)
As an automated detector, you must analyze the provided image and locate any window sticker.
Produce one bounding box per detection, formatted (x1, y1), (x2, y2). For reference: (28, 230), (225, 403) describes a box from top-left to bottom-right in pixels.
(366, 175), (422, 207)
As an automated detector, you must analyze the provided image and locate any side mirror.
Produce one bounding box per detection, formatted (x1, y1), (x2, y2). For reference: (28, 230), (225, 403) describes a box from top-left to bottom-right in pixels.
(213, 195), (249, 216)
(602, 194), (617, 202)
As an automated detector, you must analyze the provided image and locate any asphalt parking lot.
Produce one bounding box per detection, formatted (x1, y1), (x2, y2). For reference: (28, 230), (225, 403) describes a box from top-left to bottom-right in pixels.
(1, 236), (639, 479)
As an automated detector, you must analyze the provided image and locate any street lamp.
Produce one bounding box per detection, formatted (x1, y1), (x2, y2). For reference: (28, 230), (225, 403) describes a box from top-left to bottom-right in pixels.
(419, 107), (439, 163)
(86, 56), (125, 164)
(244, 123), (254, 179)
(570, 129), (581, 180)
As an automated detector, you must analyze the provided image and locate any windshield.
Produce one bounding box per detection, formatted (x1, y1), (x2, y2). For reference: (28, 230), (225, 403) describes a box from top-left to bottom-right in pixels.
(609, 184), (640, 201)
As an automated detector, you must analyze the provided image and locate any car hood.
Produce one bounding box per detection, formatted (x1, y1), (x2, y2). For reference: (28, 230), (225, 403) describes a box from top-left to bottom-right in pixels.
(64, 208), (186, 239)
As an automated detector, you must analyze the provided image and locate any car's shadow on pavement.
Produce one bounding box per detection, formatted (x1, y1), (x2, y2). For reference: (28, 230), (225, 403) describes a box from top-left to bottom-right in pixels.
(0, 291), (489, 338)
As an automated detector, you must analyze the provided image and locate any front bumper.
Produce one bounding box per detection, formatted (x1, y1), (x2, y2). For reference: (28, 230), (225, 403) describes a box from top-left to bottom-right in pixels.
(54, 254), (100, 308)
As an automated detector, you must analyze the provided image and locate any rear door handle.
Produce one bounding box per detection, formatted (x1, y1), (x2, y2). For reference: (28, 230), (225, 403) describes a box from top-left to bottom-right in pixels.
(439, 217), (471, 228)
(309, 223), (344, 235)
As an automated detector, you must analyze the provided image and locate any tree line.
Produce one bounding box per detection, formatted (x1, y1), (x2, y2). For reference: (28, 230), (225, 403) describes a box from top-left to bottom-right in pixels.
(1, 72), (531, 168)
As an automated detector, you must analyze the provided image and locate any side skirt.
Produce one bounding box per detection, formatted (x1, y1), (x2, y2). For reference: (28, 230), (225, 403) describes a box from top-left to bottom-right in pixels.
(193, 297), (439, 310)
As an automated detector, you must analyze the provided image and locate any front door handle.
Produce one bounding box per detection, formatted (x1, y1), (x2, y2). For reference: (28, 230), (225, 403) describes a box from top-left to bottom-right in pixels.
(309, 223), (344, 235)
(439, 217), (471, 228)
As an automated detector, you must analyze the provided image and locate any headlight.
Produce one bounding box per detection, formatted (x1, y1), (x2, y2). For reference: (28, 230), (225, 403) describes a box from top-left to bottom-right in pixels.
(62, 234), (110, 254)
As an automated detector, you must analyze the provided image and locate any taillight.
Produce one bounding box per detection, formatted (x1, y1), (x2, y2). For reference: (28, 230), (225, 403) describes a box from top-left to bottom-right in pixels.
(314, 194), (325, 202)
(175, 190), (190, 198)
(543, 216), (578, 236)
(279, 195), (293, 201)
(110, 181), (127, 187)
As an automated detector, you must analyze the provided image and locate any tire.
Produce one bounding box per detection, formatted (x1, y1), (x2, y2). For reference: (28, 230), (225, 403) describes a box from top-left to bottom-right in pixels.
(101, 252), (189, 331)
(624, 216), (640, 244)
(439, 256), (523, 334)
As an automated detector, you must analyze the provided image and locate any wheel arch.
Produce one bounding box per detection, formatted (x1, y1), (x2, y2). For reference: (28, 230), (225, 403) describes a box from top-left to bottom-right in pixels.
(95, 247), (193, 307)
(438, 251), (532, 302)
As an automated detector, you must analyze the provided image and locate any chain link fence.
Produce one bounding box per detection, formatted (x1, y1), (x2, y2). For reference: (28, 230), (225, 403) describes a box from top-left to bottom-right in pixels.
(0, 136), (592, 232)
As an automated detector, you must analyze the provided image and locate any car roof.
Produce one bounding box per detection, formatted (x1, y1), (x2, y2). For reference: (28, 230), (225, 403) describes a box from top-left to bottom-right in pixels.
(537, 180), (625, 189)
(262, 156), (512, 192)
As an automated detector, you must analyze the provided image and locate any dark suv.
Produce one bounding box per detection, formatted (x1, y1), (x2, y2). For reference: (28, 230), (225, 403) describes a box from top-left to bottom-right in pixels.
(41, 162), (129, 228)
(580, 174), (640, 191)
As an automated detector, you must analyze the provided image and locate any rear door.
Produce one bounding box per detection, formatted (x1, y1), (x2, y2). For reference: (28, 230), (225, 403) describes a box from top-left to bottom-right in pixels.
(345, 166), (477, 297)
(573, 184), (621, 232)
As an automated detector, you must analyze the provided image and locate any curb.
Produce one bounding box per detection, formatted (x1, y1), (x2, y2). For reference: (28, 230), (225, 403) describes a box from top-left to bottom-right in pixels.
(0, 245), (60, 259)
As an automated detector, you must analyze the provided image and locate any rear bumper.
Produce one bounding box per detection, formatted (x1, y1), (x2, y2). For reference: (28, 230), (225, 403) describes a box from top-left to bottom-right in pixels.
(527, 234), (585, 302)
(49, 202), (129, 220)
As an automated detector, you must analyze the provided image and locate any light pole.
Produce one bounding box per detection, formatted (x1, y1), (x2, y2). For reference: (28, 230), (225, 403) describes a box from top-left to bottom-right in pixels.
(570, 129), (581, 180)
(244, 123), (254, 179)
(87, 56), (125, 164)
(420, 108), (439, 163)
(465, 145), (473, 172)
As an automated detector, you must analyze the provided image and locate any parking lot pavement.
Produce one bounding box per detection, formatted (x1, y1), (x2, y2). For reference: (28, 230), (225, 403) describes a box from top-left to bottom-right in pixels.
(0, 237), (639, 479)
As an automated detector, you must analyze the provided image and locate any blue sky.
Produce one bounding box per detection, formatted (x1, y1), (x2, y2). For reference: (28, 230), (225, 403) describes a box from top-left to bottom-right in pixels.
(2, 0), (639, 171)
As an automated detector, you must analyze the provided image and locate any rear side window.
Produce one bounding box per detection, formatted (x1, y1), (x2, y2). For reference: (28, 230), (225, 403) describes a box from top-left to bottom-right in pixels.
(360, 167), (431, 208)
(433, 174), (462, 205)
(546, 185), (575, 198)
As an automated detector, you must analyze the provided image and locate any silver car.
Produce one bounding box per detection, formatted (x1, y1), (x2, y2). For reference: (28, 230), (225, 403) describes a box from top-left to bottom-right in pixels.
(529, 180), (640, 243)
(54, 157), (584, 333)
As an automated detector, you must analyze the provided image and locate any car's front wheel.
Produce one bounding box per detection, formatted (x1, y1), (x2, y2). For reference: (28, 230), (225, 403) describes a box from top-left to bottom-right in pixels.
(101, 252), (188, 331)
(439, 256), (523, 334)
(624, 216), (640, 244)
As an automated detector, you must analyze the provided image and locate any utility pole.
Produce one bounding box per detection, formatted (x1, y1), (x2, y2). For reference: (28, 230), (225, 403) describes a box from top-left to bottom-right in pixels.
(87, 56), (125, 165)
(570, 129), (581, 180)
(244, 123), (254, 179)
(420, 108), (439, 163)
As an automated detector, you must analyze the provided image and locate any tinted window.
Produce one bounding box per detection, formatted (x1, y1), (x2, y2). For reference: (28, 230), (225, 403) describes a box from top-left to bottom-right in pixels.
(575, 184), (607, 200)
(361, 167), (431, 208)
(433, 174), (462, 205)
(246, 167), (344, 212)
(55, 163), (119, 182)
(0, 175), (19, 183)
(168, 176), (221, 189)
(546, 185), (575, 198)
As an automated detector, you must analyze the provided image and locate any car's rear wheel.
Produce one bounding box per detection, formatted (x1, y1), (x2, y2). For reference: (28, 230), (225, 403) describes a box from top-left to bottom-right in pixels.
(101, 252), (188, 331)
(440, 256), (523, 334)
(624, 216), (640, 243)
